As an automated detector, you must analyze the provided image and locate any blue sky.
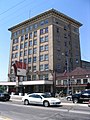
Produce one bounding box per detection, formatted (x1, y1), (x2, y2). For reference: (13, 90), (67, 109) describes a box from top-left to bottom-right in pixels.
(0, 0), (90, 81)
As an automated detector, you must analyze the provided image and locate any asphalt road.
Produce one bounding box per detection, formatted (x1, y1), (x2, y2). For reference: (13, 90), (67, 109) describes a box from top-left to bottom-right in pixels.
(0, 100), (90, 120)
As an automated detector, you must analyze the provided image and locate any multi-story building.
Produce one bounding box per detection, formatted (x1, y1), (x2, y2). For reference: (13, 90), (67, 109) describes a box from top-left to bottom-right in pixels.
(8, 9), (82, 94)
(81, 60), (90, 70)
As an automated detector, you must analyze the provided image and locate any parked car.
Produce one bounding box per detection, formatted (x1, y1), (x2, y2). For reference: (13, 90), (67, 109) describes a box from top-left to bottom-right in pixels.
(22, 93), (61, 107)
(66, 95), (72, 101)
(0, 92), (10, 101)
(72, 89), (90, 103)
(88, 100), (90, 107)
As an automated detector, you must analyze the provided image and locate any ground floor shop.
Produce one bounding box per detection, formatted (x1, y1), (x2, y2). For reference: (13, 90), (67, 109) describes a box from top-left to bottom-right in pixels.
(8, 84), (53, 95)
(0, 80), (53, 95)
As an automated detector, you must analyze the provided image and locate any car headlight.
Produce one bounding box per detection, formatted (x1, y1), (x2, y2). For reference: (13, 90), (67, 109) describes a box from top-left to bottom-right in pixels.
(1, 94), (4, 97)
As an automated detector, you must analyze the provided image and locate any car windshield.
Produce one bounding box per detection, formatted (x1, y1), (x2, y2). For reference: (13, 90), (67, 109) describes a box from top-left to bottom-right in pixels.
(41, 94), (51, 98)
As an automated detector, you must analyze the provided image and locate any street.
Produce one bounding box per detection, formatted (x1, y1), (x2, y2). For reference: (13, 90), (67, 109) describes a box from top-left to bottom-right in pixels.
(0, 98), (90, 120)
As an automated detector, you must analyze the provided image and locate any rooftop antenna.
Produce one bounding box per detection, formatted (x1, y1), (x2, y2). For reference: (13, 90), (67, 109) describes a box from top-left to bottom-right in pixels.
(29, 10), (31, 19)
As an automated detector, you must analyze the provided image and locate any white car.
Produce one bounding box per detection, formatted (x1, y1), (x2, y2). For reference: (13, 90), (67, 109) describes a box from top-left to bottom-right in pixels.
(22, 93), (61, 107)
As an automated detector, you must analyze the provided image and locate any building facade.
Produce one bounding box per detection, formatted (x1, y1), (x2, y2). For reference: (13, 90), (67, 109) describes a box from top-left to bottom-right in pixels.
(81, 60), (90, 70)
(8, 9), (82, 94)
(56, 67), (90, 95)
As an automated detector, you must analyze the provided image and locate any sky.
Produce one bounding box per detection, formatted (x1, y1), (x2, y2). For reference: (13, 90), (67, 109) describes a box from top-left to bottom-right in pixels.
(0, 0), (90, 81)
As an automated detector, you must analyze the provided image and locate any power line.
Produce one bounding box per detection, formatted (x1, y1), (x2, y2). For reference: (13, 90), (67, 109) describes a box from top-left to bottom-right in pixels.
(0, 0), (52, 26)
(0, 0), (26, 16)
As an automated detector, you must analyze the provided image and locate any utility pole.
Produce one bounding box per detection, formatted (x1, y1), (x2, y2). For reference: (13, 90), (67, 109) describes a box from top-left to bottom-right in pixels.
(53, 70), (56, 96)
(66, 56), (70, 96)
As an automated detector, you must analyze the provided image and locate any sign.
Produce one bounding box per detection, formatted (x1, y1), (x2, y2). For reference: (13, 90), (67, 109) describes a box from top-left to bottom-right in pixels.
(12, 61), (27, 76)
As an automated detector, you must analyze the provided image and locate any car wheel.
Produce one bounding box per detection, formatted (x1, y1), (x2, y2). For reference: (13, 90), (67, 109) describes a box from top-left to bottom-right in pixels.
(43, 101), (49, 107)
(67, 97), (71, 101)
(73, 98), (78, 103)
(24, 99), (29, 105)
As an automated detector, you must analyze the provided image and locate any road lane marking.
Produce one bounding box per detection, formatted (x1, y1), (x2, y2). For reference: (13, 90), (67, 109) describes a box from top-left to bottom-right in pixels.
(0, 115), (12, 120)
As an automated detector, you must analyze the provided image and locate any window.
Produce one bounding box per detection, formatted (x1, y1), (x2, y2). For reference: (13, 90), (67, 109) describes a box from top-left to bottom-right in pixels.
(33, 39), (37, 45)
(29, 33), (32, 39)
(40, 21), (44, 25)
(45, 54), (48, 60)
(15, 45), (18, 50)
(40, 46), (44, 52)
(83, 79), (87, 84)
(26, 27), (29, 32)
(64, 33), (67, 38)
(76, 59), (79, 63)
(23, 76), (27, 81)
(40, 65), (44, 71)
(39, 74), (48, 80)
(29, 41), (32, 46)
(40, 55), (44, 61)
(57, 28), (59, 33)
(21, 29), (24, 34)
(64, 41), (67, 46)
(45, 19), (48, 24)
(57, 54), (61, 60)
(12, 53), (15, 59)
(21, 36), (24, 41)
(24, 42), (28, 48)
(30, 26), (33, 30)
(40, 29), (44, 35)
(33, 66), (36, 71)
(39, 75), (43, 80)
(24, 50), (27, 56)
(45, 64), (49, 70)
(28, 66), (31, 72)
(32, 75), (36, 80)
(33, 48), (37, 54)
(33, 56), (36, 63)
(28, 58), (32, 64)
(63, 80), (67, 85)
(25, 34), (28, 40)
(57, 64), (61, 69)
(13, 32), (17, 37)
(44, 74), (48, 80)
(20, 51), (23, 57)
(65, 51), (68, 56)
(24, 58), (27, 63)
(34, 24), (37, 29)
(17, 30), (20, 35)
(20, 59), (22, 62)
(28, 49), (32, 55)
(34, 31), (37, 37)
(40, 37), (44, 43)
(13, 38), (18, 44)
(77, 79), (81, 84)
(45, 27), (48, 33)
(74, 27), (78, 33)
(20, 44), (24, 49)
(45, 36), (48, 42)
(12, 46), (16, 51)
(15, 52), (18, 58)
(45, 45), (48, 51)
(64, 25), (67, 30)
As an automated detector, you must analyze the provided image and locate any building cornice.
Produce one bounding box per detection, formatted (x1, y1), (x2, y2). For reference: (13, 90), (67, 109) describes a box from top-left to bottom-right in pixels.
(8, 9), (82, 31)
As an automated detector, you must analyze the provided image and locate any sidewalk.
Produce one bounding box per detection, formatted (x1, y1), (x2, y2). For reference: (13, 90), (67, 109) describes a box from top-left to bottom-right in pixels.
(10, 95), (23, 101)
